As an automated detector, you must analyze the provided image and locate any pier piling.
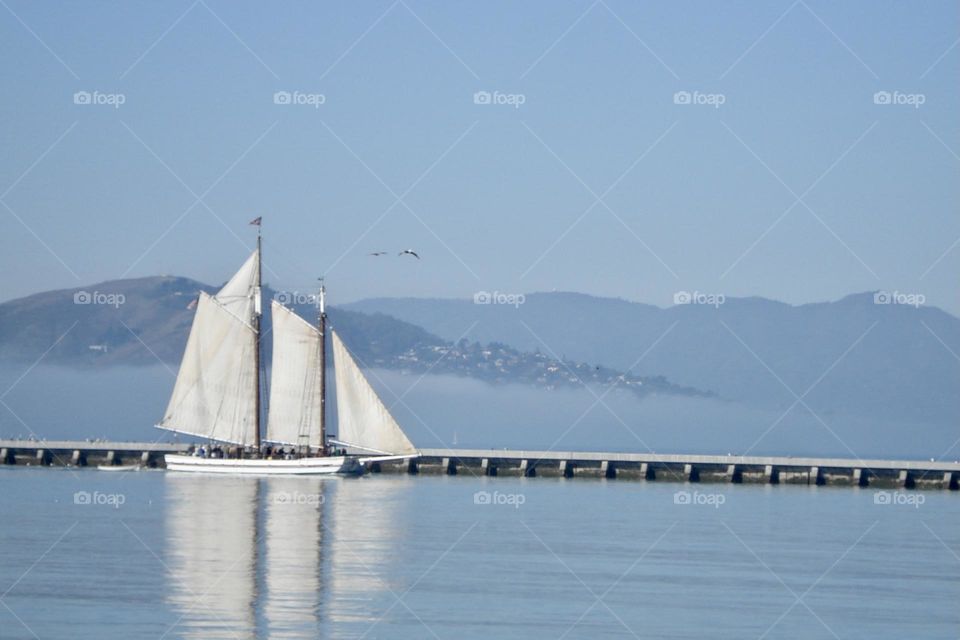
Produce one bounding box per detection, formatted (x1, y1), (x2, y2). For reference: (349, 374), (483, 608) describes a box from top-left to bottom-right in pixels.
(852, 468), (866, 487)
(764, 465), (778, 484)
(727, 464), (741, 483)
(898, 469), (914, 489)
(809, 466), (822, 486)
(943, 472), (957, 491)
(481, 458), (494, 476)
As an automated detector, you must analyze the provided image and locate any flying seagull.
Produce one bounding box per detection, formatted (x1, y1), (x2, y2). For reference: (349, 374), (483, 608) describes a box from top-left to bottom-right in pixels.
(368, 251), (388, 256)
(399, 249), (420, 259)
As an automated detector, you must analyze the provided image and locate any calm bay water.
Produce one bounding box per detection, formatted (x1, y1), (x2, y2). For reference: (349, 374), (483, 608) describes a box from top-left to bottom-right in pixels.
(0, 467), (957, 639)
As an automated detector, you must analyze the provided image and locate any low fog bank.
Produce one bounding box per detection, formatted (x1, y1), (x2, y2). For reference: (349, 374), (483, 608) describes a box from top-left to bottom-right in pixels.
(0, 365), (954, 462)
(370, 370), (957, 461)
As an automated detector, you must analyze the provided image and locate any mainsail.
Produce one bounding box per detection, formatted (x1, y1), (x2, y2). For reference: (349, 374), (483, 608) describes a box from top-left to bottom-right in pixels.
(330, 329), (417, 455)
(265, 301), (323, 448)
(157, 250), (260, 445)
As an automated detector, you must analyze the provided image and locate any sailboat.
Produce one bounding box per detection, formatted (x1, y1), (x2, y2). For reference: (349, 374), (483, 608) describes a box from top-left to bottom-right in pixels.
(158, 224), (419, 475)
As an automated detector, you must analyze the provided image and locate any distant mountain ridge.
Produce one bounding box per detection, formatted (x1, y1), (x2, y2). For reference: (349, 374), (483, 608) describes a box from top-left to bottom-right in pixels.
(0, 278), (706, 400)
(344, 291), (960, 427)
(0, 276), (442, 368)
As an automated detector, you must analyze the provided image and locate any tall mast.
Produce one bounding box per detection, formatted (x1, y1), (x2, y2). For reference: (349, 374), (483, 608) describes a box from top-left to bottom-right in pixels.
(253, 224), (263, 452)
(318, 278), (327, 456)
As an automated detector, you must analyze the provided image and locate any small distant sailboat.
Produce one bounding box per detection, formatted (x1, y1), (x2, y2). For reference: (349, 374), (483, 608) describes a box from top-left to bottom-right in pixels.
(158, 223), (419, 475)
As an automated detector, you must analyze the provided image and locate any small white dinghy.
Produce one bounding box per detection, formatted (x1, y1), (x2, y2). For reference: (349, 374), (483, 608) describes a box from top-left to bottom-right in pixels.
(97, 464), (141, 472)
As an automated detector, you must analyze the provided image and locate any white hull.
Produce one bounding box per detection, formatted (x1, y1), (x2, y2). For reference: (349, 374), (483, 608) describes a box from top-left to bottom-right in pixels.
(165, 454), (362, 476)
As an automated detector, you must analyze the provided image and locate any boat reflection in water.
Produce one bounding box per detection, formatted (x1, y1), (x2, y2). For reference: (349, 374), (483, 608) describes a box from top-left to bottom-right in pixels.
(324, 476), (411, 633)
(261, 478), (323, 638)
(165, 475), (259, 639)
(164, 474), (410, 638)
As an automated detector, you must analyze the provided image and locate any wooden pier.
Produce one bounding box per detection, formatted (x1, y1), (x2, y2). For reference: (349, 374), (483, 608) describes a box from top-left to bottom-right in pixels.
(1, 440), (957, 489)
(381, 449), (960, 489)
(0, 439), (190, 469)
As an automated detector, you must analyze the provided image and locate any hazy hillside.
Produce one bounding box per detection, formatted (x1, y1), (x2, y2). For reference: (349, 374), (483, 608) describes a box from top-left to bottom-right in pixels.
(0, 277), (438, 368)
(2, 281), (956, 455)
(0, 278), (706, 400)
(345, 292), (960, 427)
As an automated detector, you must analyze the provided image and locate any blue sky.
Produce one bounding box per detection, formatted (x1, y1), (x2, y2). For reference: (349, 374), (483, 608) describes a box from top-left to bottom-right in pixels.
(1, 0), (957, 313)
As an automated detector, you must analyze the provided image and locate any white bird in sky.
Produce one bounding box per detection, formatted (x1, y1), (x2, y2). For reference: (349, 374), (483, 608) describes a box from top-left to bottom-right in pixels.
(398, 249), (420, 259)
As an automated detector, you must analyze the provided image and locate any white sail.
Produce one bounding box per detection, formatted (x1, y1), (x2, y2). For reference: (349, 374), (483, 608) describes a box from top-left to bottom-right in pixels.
(158, 250), (260, 445)
(331, 329), (417, 455)
(266, 301), (323, 448)
(216, 249), (261, 321)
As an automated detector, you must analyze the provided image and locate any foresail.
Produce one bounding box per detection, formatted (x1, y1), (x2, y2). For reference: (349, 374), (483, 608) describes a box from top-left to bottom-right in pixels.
(266, 301), (323, 448)
(158, 292), (259, 445)
(331, 330), (417, 455)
